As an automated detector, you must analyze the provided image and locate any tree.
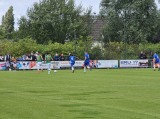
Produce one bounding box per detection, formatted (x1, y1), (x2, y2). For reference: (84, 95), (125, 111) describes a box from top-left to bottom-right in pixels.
(99, 0), (159, 44)
(18, 0), (94, 44)
(3, 6), (14, 35)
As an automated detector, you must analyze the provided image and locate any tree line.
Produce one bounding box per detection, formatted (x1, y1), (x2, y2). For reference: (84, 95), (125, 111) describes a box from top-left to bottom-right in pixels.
(0, 0), (160, 44)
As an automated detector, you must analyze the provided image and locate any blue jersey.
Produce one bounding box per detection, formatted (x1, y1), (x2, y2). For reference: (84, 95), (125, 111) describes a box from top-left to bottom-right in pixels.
(84, 54), (89, 62)
(69, 56), (75, 63)
(154, 54), (159, 61)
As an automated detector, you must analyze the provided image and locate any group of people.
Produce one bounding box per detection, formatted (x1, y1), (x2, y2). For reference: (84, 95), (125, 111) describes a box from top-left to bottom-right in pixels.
(36, 52), (90, 74)
(139, 51), (148, 59)
(139, 51), (160, 71)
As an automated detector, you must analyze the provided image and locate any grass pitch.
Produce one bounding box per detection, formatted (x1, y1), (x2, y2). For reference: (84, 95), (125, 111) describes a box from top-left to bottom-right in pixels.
(0, 68), (160, 119)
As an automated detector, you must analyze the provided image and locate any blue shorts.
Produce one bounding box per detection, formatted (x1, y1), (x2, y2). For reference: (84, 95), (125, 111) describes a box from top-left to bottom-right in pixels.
(84, 61), (89, 66)
(155, 60), (159, 64)
(71, 62), (75, 67)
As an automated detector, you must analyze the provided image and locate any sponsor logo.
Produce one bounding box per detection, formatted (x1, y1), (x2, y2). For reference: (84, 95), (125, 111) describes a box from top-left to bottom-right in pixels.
(0, 63), (5, 67)
(121, 61), (138, 65)
(23, 62), (30, 67)
(30, 61), (36, 68)
(61, 62), (69, 64)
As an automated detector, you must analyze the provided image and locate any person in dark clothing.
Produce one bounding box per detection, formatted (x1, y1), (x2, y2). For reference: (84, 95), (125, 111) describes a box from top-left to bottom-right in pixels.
(5, 52), (11, 63)
(32, 54), (37, 61)
(143, 52), (147, 59)
(27, 54), (32, 60)
(149, 52), (153, 59)
(139, 51), (144, 59)
(54, 54), (59, 61)
(60, 54), (65, 61)
(67, 53), (71, 61)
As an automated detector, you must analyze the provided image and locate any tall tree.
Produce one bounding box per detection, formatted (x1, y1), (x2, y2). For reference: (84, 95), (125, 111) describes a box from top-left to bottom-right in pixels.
(3, 6), (14, 35)
(99, 0), (159, 44)
(18, 0), (93, 44)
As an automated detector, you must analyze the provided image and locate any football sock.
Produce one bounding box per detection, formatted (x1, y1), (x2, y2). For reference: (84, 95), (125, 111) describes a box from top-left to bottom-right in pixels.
(84, 67), (86, 72)
(154, 65), (155, 70)
(48, 69), (50, 74)
(72, 67), (74, 71)
(38, 66), (39, 71)
(158, 64), (159, 68)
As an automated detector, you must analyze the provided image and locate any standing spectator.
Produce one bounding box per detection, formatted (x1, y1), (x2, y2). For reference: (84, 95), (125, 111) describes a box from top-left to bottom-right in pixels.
(149, 52), (153, 59)
(67, 53), (71, 61)
(54, 54), (59, 61)
(17, 56), (23, 61)
(26, 54), (32, 60)
(139, 51), (144, 59)
(5, 52), (11, 62)
(36, 52), (38, 57)
(31, 51), (34, 59)
(23, 53), (27, 60)
(6, 60), (10, 69)
(143, 52), (147, 59)
(60, 54), (65, 61)
(0, 54), (4, 61)
(32, 54), (37, 61)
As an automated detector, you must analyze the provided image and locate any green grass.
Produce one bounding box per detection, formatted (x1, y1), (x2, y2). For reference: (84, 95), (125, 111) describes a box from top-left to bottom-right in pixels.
(0, 68), (160, 119)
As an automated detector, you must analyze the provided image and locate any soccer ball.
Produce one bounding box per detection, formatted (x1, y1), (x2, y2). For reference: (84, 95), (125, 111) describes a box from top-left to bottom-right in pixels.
(54, 70), (57, 73)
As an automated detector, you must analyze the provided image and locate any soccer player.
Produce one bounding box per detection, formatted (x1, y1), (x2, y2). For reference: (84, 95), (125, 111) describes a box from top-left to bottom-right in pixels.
(153, 52), (160, 71)
(36, 53), (44, 74)
(45, 53), (53, 74)
(84, 51), (90, 73)
(69, 54), (80, 73)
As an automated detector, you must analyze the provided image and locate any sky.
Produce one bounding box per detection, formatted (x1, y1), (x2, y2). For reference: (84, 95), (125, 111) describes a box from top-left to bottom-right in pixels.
(0, 0), (101, 29)
(0, 0), (160, 29)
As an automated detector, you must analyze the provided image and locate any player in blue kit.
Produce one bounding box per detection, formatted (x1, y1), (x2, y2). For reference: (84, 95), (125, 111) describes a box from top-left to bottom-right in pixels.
(153, 52), (160, 71)
(84, 51), (91, 73)
(69, 54), (80, 73)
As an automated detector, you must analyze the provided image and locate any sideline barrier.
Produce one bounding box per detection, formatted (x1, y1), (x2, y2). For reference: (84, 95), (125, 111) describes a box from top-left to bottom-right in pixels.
(0, 60), (119, 70)
(2, 59), (157, 69)
(120, 60), (148, 67)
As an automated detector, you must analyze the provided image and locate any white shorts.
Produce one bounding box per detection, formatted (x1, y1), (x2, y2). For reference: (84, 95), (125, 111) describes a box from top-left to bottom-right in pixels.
(47, 63), (51, 69)
(37, 62), (42, 67)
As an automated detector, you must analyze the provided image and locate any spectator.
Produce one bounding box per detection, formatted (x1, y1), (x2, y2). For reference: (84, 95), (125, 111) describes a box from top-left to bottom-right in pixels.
(32, 54), (37, 61)
(17, 56), (23, 61)
(11, 57), (15, 62)
(6, 60), (10, 69)
(23, 53), (27, 60)
(54, 54), (59, 61)
(60, 54), (65, 61)
(15, 56), (18, 61)
(139, 51), (144, 59)
(10, 57), (15, 69)
(149, 52), (153, 59)
(31, 51), (34, 59)
(26, 54), (32, 60)
(143, 52), (147, 59)
(67, 53), (71, 61)
(13, 60), (17, 69)
(5, 52), (11, 62)
(36, 52), (38, 57)
(0, 54), (4, 61)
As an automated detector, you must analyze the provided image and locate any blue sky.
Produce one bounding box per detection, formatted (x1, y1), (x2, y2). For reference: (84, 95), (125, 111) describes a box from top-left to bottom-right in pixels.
(0, 0), (160, 29)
